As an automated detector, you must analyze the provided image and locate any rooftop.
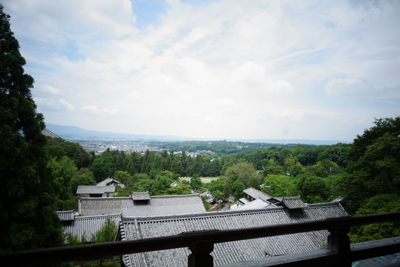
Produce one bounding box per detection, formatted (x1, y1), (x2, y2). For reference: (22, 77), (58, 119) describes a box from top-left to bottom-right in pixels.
(76, 185), (115, 195)
(131, 192), (150, 200)
(79, 194), (206, 217)
(120, 201), (348, 267)
(243, 187), (272, 202)
(62, 213), (122, 242)
(96, 177), (125, 188)
(41, 128), (61, 139)
(56, 210), (74, 221)
(279, 196), (308, 209)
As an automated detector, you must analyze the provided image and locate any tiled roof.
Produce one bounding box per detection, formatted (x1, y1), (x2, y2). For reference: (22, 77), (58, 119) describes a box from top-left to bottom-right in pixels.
(120, 202), (348, 267)
(76, 185), (115, 195)
(243, 187), (272, 202)
(56, 210), (74, 221)
(132, 192), (150, 200)
(230, 199), (274, 211)
(79, 194), (206, 217)
(62, 213), (121, 242)
(41, 128), (61, 139)
(331, 196), (344, 203)
(280, 196), (308, 209)
(352, 252), (400, 266)
(97, 177), (125, 188)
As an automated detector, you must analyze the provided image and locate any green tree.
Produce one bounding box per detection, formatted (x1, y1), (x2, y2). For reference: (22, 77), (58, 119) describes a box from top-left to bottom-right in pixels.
(225, 162), (261, 188)
(71, 167), (96, 195)
(212, 190), (224, 200)
(342, 117), (400, 213)
(191, 174), (202, 190)
(193, 155), (202, 175)
(0, 5), (64, 252)
(263, 175), (297, 197)
(232, 180), (245, 200)
(349, 194), (400, 243)
(301, 176), (329, 203)
(48, 156), (77, 209)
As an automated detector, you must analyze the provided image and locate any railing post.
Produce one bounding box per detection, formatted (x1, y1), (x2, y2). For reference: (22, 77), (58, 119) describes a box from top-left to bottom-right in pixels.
(328, 223), (351, 267)
(188, 240), (214, 267)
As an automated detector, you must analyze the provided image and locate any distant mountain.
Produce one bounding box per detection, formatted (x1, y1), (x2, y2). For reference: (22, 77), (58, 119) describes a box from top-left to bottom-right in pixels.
(45, 123), (350, 145)
(45, 124), (191, 141)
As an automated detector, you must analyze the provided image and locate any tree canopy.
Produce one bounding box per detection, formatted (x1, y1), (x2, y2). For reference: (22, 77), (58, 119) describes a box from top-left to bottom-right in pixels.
(0, 5), (63, 252)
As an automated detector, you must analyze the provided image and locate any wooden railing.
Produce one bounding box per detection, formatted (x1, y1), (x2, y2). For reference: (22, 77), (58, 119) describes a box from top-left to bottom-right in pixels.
(1, 212), (400, 267)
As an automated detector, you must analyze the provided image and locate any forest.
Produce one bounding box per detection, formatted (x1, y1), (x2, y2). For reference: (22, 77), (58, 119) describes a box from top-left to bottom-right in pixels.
(42, 116), (400, 244)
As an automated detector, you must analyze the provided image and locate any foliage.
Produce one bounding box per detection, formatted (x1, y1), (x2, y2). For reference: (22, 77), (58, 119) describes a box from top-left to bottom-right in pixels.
(45, 137), (92, 169)
(92, 217), (118, 243)
(349, 194), (400, 243)
(300, 175), (329, 203)
(232, 180), (245, 200)
(342, 117), (400, 213)
(48, 156), (77, 209)
(0, 5), (64, 252)
(262, 175), (297, 197)
(71, 168), (96, 195)
(212, 190), (224, 200)
(201, 196), (212, 210)
(225, 162), (262, 189)
(191, 175), (203, 190)
(207, 178), (226, 193)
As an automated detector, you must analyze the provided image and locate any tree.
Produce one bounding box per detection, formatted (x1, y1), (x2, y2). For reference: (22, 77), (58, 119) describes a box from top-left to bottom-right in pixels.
(0, 5), (64, 252)
(342, 117), (400, 213)
(225, 162), (261, 188)
(349, 194), (400, 243)
(191, 174), (202, 190)
(301, 176), (329, 203)
(263, 175), (297, 197)
(232, 180), (245, 200)
(212, 190), (224, 200)
(47, 156), (77, 209)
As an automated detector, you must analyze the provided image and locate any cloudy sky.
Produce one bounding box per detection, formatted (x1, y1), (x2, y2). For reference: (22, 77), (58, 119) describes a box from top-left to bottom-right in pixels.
(3, 0), (400, 141)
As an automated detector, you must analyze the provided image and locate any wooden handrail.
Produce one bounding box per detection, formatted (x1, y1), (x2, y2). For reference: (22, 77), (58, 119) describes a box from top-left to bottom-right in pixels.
(1, 211), (400, 266)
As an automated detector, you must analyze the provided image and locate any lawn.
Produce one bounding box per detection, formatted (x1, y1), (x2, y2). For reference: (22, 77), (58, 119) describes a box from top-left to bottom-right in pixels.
(179, 176), (221, 184)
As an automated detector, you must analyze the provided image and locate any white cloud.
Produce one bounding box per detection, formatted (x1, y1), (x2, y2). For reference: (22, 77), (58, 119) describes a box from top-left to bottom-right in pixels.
(60, 99), (76, 111)
(324, 78), (373, 97)
(3, 0), (400, 140)
(40, 84), (62, 95)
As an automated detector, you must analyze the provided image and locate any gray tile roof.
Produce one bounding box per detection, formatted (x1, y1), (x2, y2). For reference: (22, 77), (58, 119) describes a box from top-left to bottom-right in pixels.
(120, 202), (348, 267)
(41, 128), (61, 139)
(76, 185), (115, 195)
(243, 187), (272, 202)
(280, 196), (308, 209)
(62, 213), (121, 242)
(352, 252), (400, 266)
(132, 192), (150, 200)
(56, 210), (74, 221)
(79, 194), (206, 217)
(97, 177), (125, 188)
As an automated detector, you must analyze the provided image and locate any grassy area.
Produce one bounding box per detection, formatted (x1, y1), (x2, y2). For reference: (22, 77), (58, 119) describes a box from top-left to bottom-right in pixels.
(179, 177), (221, 184)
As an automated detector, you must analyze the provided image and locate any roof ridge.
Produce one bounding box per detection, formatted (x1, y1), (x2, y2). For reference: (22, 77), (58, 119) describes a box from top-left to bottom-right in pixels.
(150, 194), (200, 198)
(75, 213), (122, 220)
(121, 206), (286, 222)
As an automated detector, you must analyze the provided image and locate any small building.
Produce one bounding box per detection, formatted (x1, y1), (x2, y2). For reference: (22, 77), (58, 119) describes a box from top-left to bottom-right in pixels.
(170, 181), (179, 187)
(76, 185), (116, 197)
(243, 187), (272, 202)
(96, 177), (125, 188)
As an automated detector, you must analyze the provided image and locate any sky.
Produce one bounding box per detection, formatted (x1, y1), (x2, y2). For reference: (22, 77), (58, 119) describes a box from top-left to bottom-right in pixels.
(3, 0), (400, 141)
